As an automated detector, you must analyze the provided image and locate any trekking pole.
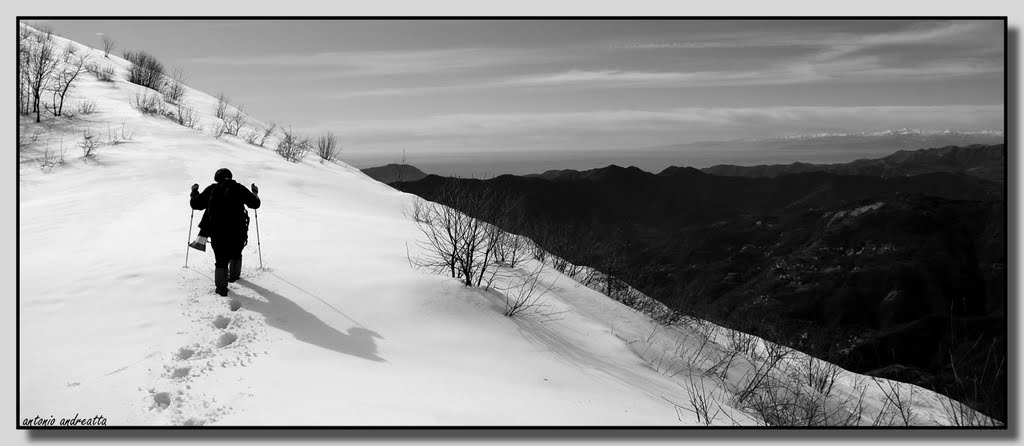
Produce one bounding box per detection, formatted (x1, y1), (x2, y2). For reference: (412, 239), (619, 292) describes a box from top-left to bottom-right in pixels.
(254, 209), (263, 269)
(250, 181), (262, 268)
(185, 209), (195, 268)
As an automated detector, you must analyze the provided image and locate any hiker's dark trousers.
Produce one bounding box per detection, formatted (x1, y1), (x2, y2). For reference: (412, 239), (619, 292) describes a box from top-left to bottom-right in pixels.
(212, 237), (245, 268)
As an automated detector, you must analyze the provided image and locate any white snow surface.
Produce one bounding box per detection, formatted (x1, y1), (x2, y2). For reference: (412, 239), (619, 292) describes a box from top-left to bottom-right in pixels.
(18, 29), (986, 427)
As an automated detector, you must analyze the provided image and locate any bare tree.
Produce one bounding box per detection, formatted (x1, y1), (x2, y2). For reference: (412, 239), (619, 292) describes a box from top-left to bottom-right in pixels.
(162, 66), (188, 104)
(47, 53), (89, 117)
(23, 31), (58, 122)
(214, 92), (229, 120)
(406, 181), (519, 288)
(258, 122), (277, 147)
(100, 34), (115, 58)
(316, 131), (339, 162)
(223, 106), (246, 136)
(19, 27), (34, 115)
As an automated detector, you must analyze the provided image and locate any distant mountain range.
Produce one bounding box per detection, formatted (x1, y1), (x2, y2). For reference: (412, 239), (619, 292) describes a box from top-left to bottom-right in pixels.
(361, 164), (428, 184)
(703, 144), (1005, 182)
(525, 143), (1004, 183)
(393, 142), (1006, 420)
(633, 129), (1004, 171)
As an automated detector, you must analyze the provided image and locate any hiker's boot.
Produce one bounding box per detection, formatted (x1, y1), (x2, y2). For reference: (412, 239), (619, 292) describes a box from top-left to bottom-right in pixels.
(228, 258), (242, 283)
(215, 267), (229, 296)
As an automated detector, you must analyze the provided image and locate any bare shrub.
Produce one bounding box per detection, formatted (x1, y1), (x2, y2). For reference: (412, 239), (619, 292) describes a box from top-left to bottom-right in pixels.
(161, 66), (188, 104)
(872, 378), (917, 426)
(129, 90), (163, 115)
(734, 347), (788, 406)
(804, 356), (840, 398)
(316, 131), (339, 162)
(77, 99), (97, 115)
(684, 379), (724, 426)
(529, 237), (548, 262)
(498, 262), (557, 317)
(243, 128), (260, 144)
(61, 41), (77, 63)
(107, 121), (136, 145)
(728, 330), (760, 357)
(78, 128), (100, 157)
(38, 145), (60, 170)
(276, 126), (310, 162)
(86, 63), (115, 81)
(164, 102), (200, 129)
(123, 50), (165, 90)
(223, 106), (246, 136)
(938, 324), (1005, 425)
(209, 121), (226, 139)
(495, 232), (530, 268)
(37, 132), (69, 170)
(100, 34), (114, 58)
(258, 122), (276, 147)
(20, 127), (45, 148)
(214, 92), (229, 120)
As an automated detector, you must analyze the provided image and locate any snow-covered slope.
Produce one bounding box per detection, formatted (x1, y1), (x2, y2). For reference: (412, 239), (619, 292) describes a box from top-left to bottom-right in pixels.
(18, 28), (989, 427)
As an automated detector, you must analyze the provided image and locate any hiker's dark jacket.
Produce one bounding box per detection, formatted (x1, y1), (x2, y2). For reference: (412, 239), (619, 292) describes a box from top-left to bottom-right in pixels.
(190, 179), (260, 242)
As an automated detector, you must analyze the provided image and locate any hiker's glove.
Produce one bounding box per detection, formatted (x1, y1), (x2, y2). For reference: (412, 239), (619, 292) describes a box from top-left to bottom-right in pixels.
(251, 183), (259, 195)
(191, 183), (199, 194)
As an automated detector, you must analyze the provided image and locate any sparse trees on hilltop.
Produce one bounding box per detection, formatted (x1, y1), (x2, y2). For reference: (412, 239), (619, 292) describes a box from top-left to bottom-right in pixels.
(123, 50), (165, 91)
(22, 29), (58, 122)
(100, 34), (115, 58)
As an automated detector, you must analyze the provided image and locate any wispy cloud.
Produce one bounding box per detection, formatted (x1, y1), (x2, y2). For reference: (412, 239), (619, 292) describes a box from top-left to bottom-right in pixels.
(324, 105), (1003, 149)
(331, 56), (999, 100)
(613, 21), (997, 53)
(187, 47), (549, 76)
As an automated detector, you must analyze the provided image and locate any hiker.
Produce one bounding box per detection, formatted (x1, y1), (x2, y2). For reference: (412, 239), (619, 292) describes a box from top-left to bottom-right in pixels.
(189, 168), (261, 296)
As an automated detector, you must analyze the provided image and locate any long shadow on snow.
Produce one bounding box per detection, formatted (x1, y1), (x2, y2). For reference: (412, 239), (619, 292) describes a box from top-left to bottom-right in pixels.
(233, 278), (385, 363)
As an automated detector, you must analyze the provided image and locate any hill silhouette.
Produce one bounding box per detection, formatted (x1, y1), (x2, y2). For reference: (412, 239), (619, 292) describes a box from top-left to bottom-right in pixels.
(394, 150), (1006, 420)
(361, 164), (428, 184)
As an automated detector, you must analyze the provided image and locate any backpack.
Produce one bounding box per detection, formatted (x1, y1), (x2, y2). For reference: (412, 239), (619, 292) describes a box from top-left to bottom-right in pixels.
(207, 181), (250, 245)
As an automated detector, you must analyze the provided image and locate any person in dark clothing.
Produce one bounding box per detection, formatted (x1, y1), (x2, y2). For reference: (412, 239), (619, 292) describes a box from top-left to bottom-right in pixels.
(190, 168), (261, 296)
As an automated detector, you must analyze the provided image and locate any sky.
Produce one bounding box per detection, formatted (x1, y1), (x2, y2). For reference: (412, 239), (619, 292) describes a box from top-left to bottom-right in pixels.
(30, 19), (1005, 176)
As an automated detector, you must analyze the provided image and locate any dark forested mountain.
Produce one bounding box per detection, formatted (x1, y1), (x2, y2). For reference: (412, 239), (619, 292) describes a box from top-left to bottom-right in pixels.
(703, 144), (1005, 182)
(393, 145), (1006, 421)
(361, 164), (428, 184)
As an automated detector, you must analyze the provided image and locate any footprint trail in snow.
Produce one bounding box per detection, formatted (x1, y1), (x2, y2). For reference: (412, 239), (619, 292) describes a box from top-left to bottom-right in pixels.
(141, 266), (280, 425)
